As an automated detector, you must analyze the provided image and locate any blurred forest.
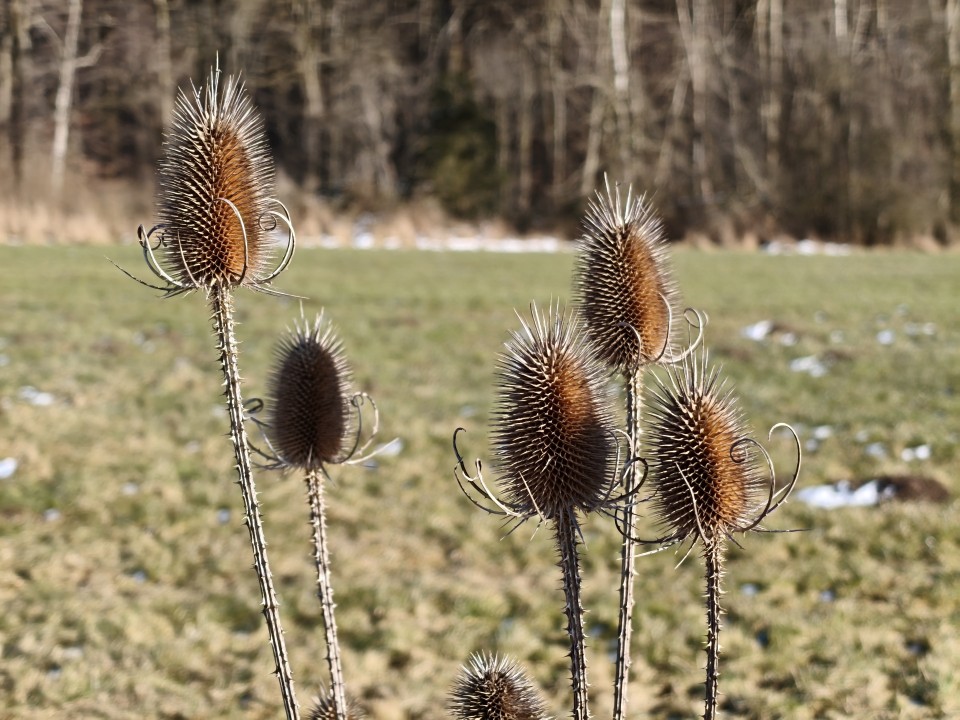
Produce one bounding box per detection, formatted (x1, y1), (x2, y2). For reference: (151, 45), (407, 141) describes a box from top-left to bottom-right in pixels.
(0, 0), (958, 246)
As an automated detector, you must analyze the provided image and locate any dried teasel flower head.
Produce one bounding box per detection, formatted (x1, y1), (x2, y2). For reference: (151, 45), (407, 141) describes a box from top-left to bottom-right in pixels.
(645, 348), (799, 550)
(449, 653), (549, 720)
(266, 312), (357, 470)
(490, 304), (616, 521)
(574, 178), (679, 372)
(132, 62), (295, 296)
(308, 688), (364, 720)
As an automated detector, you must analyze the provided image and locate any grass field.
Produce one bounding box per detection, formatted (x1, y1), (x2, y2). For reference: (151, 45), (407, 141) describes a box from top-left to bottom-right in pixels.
(1, 245), (959, 719)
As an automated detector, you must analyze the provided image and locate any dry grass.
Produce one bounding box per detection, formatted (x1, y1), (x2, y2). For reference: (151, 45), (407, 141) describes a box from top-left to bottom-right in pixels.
(1, 246), (959, 719)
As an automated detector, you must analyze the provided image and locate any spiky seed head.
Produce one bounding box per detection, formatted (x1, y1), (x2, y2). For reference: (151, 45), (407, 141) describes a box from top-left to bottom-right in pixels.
(449, 653), (549, 720)
(157, 65), (275, 290)
(645, 350), (767, 547)
(266, 313), (356, 469)
(491, 304), (616, 521)
(574, 181), (679, 371)
(308, 689), (364, 720)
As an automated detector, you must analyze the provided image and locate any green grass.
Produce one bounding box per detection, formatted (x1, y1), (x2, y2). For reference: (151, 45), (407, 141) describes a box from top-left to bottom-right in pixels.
(1, 245), (959, 719)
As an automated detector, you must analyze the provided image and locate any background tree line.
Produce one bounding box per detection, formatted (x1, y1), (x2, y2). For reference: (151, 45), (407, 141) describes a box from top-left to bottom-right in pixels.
(0, 0), (957, 245)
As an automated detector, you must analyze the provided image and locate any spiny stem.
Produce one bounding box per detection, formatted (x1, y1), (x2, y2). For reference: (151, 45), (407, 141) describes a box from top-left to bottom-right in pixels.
(555, 511), (590, 720)
(212, 284), (301, 720)
(613, 369), (642, 720)
(305, 468), (348, 720)
(704, 543), (724, 720)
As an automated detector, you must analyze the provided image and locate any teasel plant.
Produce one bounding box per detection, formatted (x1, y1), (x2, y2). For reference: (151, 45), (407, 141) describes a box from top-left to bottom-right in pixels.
(247, 311), (387, 720)
(115, 63), (301, 718)
(642, 347), (801, 720)
(453, 303), (639, 720)
(306, 686), (364, 720)
(448, 653), (550, 720)
(572, 177), (702, 720)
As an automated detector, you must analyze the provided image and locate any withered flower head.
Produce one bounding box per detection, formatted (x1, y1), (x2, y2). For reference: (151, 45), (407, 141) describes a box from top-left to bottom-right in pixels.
(645, 349), (769, 548)
(266, 312), (356, 469)
(308, 688), (364, 720)
(491, 304), (615, 521)
(574, 179), (679, 371)
(449, 653), (549, 720)
(155, 64), (281, 291)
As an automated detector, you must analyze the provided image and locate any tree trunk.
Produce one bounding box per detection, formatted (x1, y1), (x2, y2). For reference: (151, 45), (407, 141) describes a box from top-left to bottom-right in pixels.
(676, 0), (714, 206)
(294, 0), (324, 192)
(948, 0), (960, 223)
(547, 0), (567, 205)
(518, 54), (534, 216)
(154, 0), (173, 126)
(51, 0), (84, 199)
(610, 0), (631, 179)
(580, 0), (611, 196)
(7, 0), (23, 195)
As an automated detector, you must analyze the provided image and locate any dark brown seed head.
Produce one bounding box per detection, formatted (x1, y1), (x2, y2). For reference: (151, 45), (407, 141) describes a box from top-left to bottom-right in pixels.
(157, 66), (275, 290)
(449, 653), (549, 720)
(266, 313), (356, 469)
(491, 305), (615, 521)
(645, 350), (767, 547)
(574, 181), (679, 371)
(308, 689), (364, 720)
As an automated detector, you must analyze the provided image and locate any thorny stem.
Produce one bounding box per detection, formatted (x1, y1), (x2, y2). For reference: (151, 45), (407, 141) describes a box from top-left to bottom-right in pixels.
(555, 511), (590, 720)
(704, 543), (724, 720)
(613, 370), (642, 720)
(305, 468), (348, 720)
(212, 285), (301, 720)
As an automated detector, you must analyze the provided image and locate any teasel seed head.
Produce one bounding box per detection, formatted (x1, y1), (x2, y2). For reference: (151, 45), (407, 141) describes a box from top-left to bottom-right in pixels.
(491, 304), (616, 521)
(449, 653), (549, 720)
(266, 312), (357, 469)
(645, 349), (768, 549)
(574, 179), (679, 372)
(308, 688), (364, 720)
(157, 64), (277, 290)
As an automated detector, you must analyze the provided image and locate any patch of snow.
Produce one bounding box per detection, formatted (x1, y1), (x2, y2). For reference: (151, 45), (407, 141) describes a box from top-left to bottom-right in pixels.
(876, 329), (895, 345)
(0, 457), (17, 479)
(865, 442), (887, 459)
(901, 444), (931, 462)
(741, 320), (773, 342)
(19, 386), (55, 407)
(813, 425), (834, 440)
(789, 355), (828, 377)
(795, 480), (888, 509)
(374, 438), (404, 457)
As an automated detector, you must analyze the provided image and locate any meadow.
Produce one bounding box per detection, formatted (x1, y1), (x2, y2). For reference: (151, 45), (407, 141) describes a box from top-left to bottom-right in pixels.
(1, 245), (958, 719)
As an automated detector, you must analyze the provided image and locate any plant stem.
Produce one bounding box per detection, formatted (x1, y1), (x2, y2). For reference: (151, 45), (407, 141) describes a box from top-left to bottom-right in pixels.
(704, 543), (724, 720)
(555, 511), (590, 720)
(305, 468), (348, 720)
(212, 284), (301, 720)
(613, 369), (642, 720)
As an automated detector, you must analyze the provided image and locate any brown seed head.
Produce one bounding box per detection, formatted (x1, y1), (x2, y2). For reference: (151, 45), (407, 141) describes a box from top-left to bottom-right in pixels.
(267, 313), (356, 469)
(574, 181), (679, 371)
(157, 65), (275, 290)
(491, 305), (615, 520)
(645, 350), (767, 547)
(449, 653), (549, 720)
(308, 689), (364, 720)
